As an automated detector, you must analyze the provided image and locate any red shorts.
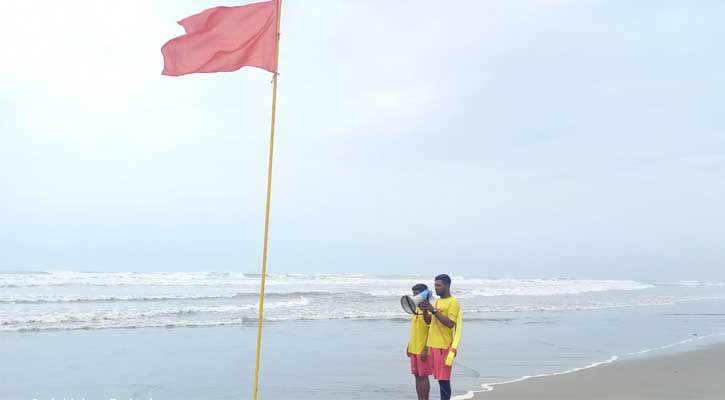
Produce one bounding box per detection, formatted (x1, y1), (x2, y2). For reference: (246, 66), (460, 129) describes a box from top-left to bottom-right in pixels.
(409, 353), (433, 376)
(429, 348), (453, 380)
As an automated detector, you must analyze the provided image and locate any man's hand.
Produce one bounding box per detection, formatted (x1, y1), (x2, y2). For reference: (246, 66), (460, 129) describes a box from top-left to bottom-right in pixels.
(420, 346), (429, 361)
(419, 299), (433, 311)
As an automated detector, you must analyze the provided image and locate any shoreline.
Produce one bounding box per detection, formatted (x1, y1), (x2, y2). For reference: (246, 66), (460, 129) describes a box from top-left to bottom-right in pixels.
(464, 334), (725, 400)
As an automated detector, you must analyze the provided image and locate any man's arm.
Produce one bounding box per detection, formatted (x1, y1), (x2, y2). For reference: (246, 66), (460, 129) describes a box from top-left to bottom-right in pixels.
(422, 308), (432, 325)
(420, 308), (431, 361)
(420, 300), (454, 328)
(431, 309), (455, 329)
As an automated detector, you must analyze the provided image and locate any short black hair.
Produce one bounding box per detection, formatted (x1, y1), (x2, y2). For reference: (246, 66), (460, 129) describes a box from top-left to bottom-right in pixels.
(411, 283), (428, 292)
(435, 274), (451, 287)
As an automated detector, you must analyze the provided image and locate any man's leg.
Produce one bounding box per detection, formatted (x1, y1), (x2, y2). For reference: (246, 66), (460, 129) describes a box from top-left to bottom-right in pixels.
(438, 380), (451, 400)
(430, 348), (452, 400)
(415, 375), (430, 400)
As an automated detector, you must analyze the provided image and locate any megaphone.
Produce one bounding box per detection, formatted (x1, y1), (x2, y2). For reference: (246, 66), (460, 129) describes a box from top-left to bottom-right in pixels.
(401, 289), (432, 314)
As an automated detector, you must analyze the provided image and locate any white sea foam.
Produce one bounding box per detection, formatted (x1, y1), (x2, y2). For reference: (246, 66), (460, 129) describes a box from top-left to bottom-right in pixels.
(451, 356), (620, 400)
(661, 280), (725, 287)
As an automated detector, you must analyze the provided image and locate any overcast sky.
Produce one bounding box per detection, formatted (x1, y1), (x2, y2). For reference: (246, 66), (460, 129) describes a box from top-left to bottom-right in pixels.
(1, 0), (723, 281)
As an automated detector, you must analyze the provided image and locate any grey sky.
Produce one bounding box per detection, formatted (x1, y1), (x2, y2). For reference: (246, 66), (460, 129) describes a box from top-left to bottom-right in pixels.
(1, 1), (723, 280)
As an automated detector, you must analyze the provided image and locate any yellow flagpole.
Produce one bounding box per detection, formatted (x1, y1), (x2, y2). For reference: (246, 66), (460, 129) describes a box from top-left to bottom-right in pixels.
(253, 1), (282, 399)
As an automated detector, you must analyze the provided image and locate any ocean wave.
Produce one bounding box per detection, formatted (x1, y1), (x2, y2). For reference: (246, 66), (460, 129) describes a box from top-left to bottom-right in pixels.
(657, 281), (725, 287)
(5, 296), (725, 333)
(0, 272), (658, 304)
(0, 271), (656, 292)
(3, 320), (243, 333)
(453, 280), (655, 298)
(0, 297), (310, 328)
(0, 271), (386, 288)
(0, 283), (656, 304)
(0, 291), (388, 304)
(0, 270), (51, 275)
(0, 314), (509, 333)
(0, 294), (237, 304)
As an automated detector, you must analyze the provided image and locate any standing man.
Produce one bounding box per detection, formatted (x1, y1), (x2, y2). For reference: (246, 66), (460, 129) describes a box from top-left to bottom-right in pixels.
(420, 274), (460, 400)
(407, 283), (433, 400)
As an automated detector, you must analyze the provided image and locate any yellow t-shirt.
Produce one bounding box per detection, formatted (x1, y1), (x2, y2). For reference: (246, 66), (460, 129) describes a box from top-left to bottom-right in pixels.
(407, 308), (430, 355)
(426, 296), (461, 349)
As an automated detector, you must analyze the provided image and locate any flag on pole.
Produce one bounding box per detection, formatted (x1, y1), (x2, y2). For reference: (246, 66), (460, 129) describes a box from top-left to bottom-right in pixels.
(161, 0), (278, 76)
(161, 2), (282, 398)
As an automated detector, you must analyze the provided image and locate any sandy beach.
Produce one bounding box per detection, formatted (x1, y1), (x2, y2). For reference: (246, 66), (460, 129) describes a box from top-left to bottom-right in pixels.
(474, 341), (725, 400)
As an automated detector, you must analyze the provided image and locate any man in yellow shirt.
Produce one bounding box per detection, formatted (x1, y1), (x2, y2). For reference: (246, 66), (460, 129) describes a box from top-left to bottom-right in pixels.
(407, 283), (433, 400)
(420, 274), (460, 400)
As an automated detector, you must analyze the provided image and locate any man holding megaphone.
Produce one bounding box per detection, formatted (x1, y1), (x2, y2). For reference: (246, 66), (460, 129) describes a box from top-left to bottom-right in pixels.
(406, 283), (434, 400)
(419, 274), (461, 400)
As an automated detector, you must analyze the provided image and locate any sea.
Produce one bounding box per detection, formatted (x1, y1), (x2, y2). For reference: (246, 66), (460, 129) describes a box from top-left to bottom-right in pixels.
(1, 271), (725, 399)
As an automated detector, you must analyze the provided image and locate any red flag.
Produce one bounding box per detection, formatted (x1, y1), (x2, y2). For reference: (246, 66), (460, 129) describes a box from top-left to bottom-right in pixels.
(161, 1), (278, 76)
